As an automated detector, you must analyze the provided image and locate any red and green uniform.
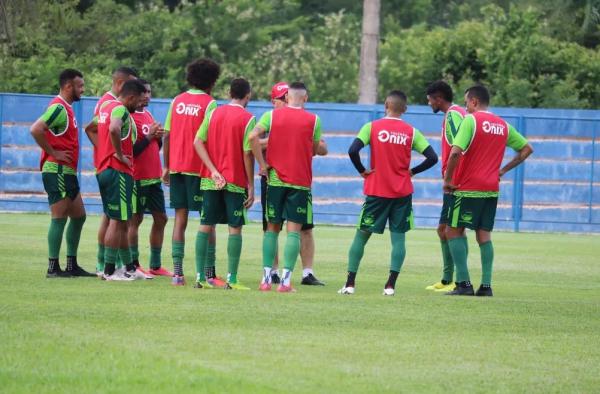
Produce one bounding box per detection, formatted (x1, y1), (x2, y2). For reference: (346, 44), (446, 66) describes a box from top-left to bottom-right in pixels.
(448, 111), (528, 230)
(439, 105), (466, 224)
(131, 109), (165, 214)
(38, 96), (81, 205)
(96, 100), (137, 221)
(355, 117), (430, 234)
(258, 107), (321, 225)
(164, 89), (216, 210)
(92, 91), (117, 169)
(196, 103), (255, 226)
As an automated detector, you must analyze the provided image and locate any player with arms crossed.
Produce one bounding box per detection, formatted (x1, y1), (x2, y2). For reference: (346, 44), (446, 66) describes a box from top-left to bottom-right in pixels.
(339, 90), (438, 295)
(425, 80), (467, 292)
(193, 78), (255, 290)
(249, 82), (322, 293)
(444, 85), (533, 296)
(30, 69), (94, 278)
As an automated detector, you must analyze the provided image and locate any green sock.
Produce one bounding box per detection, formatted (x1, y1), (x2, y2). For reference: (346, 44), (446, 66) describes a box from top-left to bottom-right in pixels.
(105, 247), (118, 265)
(130, 244), (139, 262)
(479, 241), (494, 285)
(150, 247), (162, 269)
(227, 234), (242, 283)
(390, 232), (406, 272)
(116, 253), (123, 269)
(172, 240), (184, 276)
(96, 243), (105, 272)
(262, 231), (279, 269)
(440, 240), (454, 283)
(195, 232), (209, 282)
(206, 242), (216, 269)
(283, 232), (301, 271)
(348, 230), (371, 273)
(462, 236), (469, 256)
(119, 248), (132, 266)
(65, 216), (85, 257)
(448, 237), (470, 282)
(48, 218), (67, 259)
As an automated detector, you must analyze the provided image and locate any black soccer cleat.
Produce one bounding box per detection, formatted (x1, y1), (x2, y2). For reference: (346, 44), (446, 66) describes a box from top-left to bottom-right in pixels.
(66, 264), (96, 277)
(301, 273), (325, 286)
(445, 281), (474, 296)
(271, 272), (281, 284)
(475, 284), (493, 297)
(46, 266), (71, 278)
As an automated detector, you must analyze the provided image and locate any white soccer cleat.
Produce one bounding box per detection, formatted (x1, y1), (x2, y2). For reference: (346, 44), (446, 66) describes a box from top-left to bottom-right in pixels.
(382, 287), (395, 296)
(102, 271), (135, 281)
(96, 270), (104, 278)
(136, 268), (154, 280)
(338, 286), (355, 295)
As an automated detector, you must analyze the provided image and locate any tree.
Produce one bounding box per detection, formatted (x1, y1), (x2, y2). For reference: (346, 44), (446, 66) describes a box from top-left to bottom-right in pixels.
(358, 0), (380, 104)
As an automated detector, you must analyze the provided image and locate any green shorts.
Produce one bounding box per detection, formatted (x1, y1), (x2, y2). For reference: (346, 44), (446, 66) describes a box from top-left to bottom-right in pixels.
(169, 173), (202, 211)
(42, 170), (80, 206)
(265, 185), (313, 226)
(358, 195), (414, 234)
(200, 189), (248, 227)
(97, 168), (134, 221)
(135, 181), (166, 214)
(447, 194), (498, 231)
(439, 193), (453, 225)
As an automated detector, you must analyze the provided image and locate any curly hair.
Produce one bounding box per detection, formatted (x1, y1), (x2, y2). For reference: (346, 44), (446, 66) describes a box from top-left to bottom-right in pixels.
(186, 58), (221, 91)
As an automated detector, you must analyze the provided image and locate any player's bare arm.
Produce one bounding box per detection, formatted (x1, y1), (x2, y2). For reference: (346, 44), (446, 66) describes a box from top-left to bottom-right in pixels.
(84, 120), (99, 148)
(162, 134), (170, 185)
(193, 136), (225, 189)
(249, 124), (268, 175)
(109, 117), (129, 167)
(243, 151), (255, 208)
(499, 144), (534, 177)
(316, 139), (328, 156)
(30, 119), (73, 164)
(443, 145), (463, 192)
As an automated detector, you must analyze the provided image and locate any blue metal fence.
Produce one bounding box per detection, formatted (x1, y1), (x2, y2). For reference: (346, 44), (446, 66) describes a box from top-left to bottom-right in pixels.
(1, 92), (598, 233)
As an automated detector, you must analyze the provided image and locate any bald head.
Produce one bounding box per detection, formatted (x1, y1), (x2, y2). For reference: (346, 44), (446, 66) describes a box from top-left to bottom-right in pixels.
(384, 90), (408, 116)
(287, 81), (308, 108)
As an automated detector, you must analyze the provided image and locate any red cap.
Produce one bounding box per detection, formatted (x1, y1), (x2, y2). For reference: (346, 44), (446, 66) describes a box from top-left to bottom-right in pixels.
(271, 82), (289, 100)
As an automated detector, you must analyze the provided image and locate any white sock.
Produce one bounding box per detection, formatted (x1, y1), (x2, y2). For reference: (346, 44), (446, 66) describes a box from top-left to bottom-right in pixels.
(302, 268), (313, 278)
(282, 269), (292, 286)
(262, 267), (272, 284)
(270, 267), (279, 276)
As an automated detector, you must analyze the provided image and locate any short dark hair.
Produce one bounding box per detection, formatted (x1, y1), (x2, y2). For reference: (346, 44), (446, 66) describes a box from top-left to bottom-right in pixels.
(465, 85), (490, 105)
(426, 80), (453, 102)
(186, 58), (221, 90)
(113, 66), (139, 78)
(230, 78), (251, 99)
(289, 81), (307, 91)
(59, 69), (83, 88)
(387, 90), (408, 103)
(137, 78), (150, 86)
(120, 79), (147, 97)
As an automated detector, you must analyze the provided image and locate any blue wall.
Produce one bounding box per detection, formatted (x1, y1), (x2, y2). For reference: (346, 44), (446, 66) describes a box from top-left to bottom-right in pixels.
(1, 93), (599, 233)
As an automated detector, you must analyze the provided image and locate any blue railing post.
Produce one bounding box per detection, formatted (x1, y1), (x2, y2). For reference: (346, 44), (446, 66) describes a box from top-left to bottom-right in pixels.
(512, 116), (526, 232)
(589, 126), (596, 224)
(74, 99), (83, 184)
(0, 93), (4, 192)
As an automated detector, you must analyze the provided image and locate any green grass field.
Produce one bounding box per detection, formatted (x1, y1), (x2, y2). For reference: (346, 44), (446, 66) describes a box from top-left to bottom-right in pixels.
(0, 212), (599, 393)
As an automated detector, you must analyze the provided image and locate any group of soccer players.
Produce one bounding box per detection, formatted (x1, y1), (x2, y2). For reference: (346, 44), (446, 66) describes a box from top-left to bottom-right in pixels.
(30, 59), (533, 296)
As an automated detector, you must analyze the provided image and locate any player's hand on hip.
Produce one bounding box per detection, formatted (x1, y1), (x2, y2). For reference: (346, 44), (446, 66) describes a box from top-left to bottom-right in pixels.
(162, 169), (170, 186)
(53, 150), (73, 165)
(443, 179), (457, 194)
(113, 153), (131, 167)
(360, 168), (374, 178)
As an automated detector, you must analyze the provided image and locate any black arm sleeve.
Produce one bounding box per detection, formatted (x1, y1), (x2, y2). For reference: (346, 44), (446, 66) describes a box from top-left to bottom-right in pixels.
(157, 138), (163, 150)
(410, 145), (438, 176)
(133, 137), (151, 157)
(348, 138), (366, 174)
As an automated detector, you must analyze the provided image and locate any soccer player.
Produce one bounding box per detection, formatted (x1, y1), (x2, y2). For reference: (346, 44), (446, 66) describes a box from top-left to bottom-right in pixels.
(129, 79), (171, 277)
(163, 58), (221, 286)
(94, 79), (148, 281)
(425, 80), (467, 292)
(339, 90), (438, 296)
(30, 69), (94, 278)
(260, 82), (328, 286)
(85, 67), (139, 276)
(249, 82), (322, 293)
(193, 78), (255, 290)
(443, 85), (533, 296)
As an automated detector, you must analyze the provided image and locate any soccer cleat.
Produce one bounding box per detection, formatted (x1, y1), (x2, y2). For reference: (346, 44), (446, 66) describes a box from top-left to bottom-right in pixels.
(95, 270), (104, 278)
(136, 268), (154, 279)
(194, 280), (214, 289)
(259, 282), (272, 292)
(445, 281), (474, 296)
(46, 264), (71, 278)
(66, 264), (96, 277)
(434, 283), (456, 292)
(475, 285), (493, 297)
(207, 277), (228, 288)
(337, 286), (355, 295)
(276, 284), (296, 293)
(171, 275), (186, 286)
(228, 282), (251, 291)
(148, 267), (173, 277)
(426, 281), (451, 290)
(135, 265), (153, 275)
(271, 272), (281, 284)
(301, 273), (325, 286)
(383, 287), (395, 296)
(102, 271), (135, 281)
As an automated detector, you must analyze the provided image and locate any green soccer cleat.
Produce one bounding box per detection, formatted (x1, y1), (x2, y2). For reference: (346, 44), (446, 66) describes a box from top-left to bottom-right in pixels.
(228, 282), (251, 291)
